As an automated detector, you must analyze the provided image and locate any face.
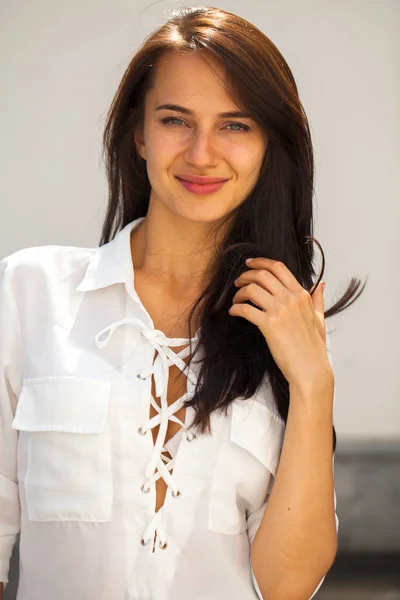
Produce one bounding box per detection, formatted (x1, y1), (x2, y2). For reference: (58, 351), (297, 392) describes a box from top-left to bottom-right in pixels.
(134, 50), (268, 225)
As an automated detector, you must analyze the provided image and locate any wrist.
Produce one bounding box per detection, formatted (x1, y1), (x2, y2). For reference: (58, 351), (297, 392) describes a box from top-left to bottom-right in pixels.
(289, 368), (334, 404)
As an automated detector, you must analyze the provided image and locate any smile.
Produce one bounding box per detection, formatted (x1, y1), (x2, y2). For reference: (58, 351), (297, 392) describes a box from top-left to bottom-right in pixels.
(176, 177), (228, 195)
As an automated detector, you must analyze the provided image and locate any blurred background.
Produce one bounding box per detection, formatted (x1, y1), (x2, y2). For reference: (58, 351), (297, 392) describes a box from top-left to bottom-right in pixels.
(1, 0), (399, 598)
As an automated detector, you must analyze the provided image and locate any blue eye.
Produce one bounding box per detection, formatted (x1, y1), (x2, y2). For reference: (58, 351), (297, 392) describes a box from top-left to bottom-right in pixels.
(160, 117), (250, 132)
(227, 122), (249, 132)
(161, 117), (185, 126)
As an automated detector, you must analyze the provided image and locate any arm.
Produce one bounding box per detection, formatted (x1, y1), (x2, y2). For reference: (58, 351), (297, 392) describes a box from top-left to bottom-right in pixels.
(250, 378), (338, 600)
(0, 257), (22, 588)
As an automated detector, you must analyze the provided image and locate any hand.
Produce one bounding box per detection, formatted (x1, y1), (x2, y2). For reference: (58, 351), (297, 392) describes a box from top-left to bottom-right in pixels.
(229, 257), (333, 391)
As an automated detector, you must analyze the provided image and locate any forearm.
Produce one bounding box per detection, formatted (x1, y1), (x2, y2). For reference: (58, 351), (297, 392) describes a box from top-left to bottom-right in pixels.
(251, 378), (338, 600)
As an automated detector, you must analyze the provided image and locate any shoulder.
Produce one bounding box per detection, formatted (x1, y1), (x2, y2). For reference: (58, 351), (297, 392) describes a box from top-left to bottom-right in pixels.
(0, 244), (96, 293)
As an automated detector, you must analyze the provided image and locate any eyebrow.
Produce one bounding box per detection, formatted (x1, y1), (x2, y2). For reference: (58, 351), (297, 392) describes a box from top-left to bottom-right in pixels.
(154, 103), (253, 119)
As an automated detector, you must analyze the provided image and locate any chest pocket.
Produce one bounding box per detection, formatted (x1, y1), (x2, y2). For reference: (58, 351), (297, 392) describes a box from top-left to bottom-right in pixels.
(208, 398), (285, 535)
(11, 376), (113, 522)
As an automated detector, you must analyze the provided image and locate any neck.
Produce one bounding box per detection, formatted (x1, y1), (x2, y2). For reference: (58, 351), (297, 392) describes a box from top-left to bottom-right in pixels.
(130, 201), (222, 297)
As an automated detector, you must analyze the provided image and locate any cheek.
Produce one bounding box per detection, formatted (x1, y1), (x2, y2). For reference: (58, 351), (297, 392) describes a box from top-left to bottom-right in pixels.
(234, 155), (263, 184)
(147, 131), (186, 172)
(145, 148), (177, 193)
(226, 140), (265, 172)
(144, 134), (170, 176)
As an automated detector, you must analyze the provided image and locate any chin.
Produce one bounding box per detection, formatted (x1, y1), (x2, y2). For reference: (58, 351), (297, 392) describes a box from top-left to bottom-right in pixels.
(172, 202), (234, 225)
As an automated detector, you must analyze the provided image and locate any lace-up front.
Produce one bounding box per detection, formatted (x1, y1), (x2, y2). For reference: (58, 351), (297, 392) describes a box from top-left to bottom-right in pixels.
(95, 317), (200, 552)
(0, 217), (338, 599)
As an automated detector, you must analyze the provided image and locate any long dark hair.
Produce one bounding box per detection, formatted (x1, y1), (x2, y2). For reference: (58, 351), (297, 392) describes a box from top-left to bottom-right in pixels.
(99, 5), (367, 453)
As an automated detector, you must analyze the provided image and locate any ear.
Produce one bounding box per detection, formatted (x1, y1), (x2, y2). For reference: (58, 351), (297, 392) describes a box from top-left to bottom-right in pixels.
(134, 127), (146, 161)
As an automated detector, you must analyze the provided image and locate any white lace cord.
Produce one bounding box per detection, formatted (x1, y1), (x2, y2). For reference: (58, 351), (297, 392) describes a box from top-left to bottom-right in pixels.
(142, 342), (198, 486)
(140, 343), (196, 549)
(94, 317), (199, 550)
(95, 317), (146, 348)
(143, 395), (187, 489)
(141, 510), (169, 549)
(140, 393), (187, 550)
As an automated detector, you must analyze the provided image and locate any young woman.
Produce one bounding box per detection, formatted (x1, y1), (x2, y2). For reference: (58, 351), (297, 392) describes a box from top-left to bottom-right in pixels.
(0, 6), (366, 600)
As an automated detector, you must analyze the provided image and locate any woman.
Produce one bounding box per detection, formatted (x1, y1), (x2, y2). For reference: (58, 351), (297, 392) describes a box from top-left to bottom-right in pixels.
(0, 6), (366, 600)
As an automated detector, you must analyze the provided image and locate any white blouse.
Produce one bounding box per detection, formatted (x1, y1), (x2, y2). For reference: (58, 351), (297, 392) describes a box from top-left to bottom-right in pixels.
(0, 217), (338, 599)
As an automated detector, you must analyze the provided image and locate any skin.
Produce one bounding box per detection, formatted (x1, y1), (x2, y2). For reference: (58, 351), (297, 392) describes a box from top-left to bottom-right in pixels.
(131, 51), (337, 599)
(231, 258), (331, 390)
(131, 48), (332, 387)
(132, 49), (268, 299)
(0, 53), (335, 600)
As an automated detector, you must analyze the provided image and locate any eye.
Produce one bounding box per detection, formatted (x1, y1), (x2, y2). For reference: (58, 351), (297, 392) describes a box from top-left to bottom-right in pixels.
(160, 117), (250, 132)
(161, 117), (186, 126)
(226, 122), (250, 132)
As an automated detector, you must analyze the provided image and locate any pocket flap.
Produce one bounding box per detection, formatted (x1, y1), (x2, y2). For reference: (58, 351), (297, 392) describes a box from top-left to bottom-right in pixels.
(11, 377), (111, 433)
(230, 399), (285, 477)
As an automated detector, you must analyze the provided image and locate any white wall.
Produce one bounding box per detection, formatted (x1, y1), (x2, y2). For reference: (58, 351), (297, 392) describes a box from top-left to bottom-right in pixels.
(1, 0), (399, 440)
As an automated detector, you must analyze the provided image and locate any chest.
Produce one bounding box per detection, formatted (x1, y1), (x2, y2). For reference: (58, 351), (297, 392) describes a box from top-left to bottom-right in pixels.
(148, 349), (190, 445)
(148, 354), (188, 515)
(134, 273), (199, 514)
(133, 272), (197, 448)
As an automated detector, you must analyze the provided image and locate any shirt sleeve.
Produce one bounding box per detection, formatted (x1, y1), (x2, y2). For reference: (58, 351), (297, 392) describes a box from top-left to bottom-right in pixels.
(0, 257), (22, 584)
(247, 329), (339, 600)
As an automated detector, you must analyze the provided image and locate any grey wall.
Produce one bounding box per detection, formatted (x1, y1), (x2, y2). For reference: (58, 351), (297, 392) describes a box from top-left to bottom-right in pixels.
(1, 2), (399, 437)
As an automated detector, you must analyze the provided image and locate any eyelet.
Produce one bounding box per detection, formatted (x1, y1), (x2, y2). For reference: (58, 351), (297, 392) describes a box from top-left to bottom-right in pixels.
(138, 426), (147, 436)
(171, 489), (181, 498)
(186, 431), (197, 442)
(137, 367), (154, 379)
(159, 540), (168, 550)
(140, 538), (150, 546)
(141, 483), (151, 493)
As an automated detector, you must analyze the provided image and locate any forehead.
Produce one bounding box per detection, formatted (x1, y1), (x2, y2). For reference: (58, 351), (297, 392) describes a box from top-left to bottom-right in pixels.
(148, 50), (237, 109)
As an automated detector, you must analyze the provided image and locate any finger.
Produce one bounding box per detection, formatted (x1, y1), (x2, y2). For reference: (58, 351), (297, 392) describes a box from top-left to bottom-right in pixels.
(232, 283), (272, 311)
(228, 301), (265, 328)
(235, 268), (286, 296)
(244, 258), (303, 293)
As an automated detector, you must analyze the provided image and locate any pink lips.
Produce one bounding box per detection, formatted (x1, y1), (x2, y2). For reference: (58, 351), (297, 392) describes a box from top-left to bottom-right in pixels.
(177, 174), (228, 184)
(176, 176), (228, 195)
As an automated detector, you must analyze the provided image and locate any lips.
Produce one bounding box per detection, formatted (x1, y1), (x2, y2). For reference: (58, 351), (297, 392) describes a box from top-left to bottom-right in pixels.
(176, 175), (228, 185)
(176, 177), (228, 195)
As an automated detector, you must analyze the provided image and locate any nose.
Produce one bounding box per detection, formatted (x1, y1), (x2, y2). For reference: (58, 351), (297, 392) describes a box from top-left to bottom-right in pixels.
(184, 130), (218, 168)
